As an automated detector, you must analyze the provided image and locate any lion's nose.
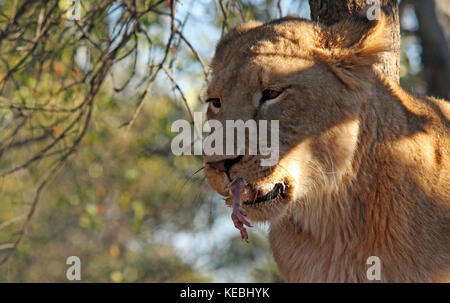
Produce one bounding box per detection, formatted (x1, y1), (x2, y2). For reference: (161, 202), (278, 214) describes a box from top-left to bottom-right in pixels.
(207, 155), (243, 173)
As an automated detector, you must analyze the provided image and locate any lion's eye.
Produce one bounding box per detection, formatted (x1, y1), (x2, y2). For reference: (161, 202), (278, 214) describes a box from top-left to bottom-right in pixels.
(261, 89), (282, 102)
(206, 98), (221, 109)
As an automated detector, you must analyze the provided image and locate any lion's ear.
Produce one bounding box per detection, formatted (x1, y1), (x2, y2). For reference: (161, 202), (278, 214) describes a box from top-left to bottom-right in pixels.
(313, 14), (390, 88)
(212, 21), (262, 72)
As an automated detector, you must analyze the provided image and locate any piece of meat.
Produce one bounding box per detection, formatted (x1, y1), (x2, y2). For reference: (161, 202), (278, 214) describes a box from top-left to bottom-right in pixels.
(229, 178), (252, 242)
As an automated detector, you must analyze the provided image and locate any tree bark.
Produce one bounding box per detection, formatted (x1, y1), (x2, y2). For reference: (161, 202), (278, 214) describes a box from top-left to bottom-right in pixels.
(308, 0), (401, 83)
(410, 0), (450, 99)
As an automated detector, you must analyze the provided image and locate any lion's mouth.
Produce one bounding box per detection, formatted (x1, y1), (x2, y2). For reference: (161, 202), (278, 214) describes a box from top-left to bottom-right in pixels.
(243, 182), (286, 205)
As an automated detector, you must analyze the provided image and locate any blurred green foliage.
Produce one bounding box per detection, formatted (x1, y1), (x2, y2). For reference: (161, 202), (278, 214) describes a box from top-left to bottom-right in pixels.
(0, 0), (285, 282)
(0, 0), (427, 282)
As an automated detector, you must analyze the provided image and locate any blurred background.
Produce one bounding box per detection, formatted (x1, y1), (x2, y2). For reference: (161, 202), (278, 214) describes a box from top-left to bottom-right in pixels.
(0, 0), (448, 282)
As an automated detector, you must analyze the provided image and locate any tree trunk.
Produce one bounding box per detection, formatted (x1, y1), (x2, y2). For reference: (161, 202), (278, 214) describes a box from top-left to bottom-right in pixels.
(308, 0), (401, 83)
(410, 0), (450, 99)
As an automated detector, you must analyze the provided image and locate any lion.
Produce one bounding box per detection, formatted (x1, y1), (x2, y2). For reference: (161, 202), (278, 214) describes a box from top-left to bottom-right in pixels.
(202, 15), (450, 282)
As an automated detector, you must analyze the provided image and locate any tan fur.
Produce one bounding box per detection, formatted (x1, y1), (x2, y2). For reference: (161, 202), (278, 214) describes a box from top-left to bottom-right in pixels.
(203, 15), (450, 282)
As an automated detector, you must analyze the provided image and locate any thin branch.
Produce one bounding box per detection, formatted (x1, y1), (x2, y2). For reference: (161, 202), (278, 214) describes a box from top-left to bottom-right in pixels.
(218, 0), (230, 34)
(162, 64), (195, 123)
(277, 0), (283, 18)
(0, 215), (26, 231)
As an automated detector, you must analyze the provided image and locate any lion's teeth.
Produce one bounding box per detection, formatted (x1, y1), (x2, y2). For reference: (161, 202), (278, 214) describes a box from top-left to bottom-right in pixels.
(255, 183), (275, 193)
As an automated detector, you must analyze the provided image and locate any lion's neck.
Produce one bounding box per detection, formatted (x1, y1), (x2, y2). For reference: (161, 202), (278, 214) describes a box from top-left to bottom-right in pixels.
(280, 76), (425, 239)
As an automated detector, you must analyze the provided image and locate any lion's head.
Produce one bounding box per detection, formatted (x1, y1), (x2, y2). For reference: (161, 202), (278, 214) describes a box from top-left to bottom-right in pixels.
(203, 16), (389, 222)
